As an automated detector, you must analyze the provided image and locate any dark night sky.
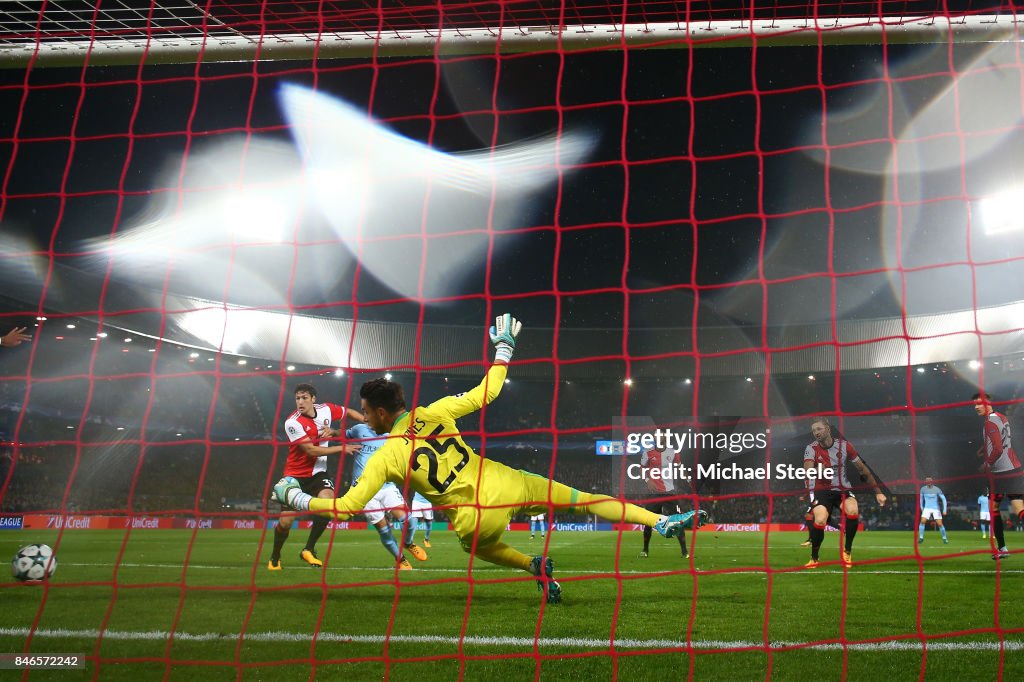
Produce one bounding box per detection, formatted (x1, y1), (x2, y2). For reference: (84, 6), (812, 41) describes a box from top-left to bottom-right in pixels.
(0, 33), (1021, 336)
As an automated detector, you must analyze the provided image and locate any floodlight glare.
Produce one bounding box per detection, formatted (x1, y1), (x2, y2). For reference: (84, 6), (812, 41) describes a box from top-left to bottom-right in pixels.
(980, 189), (1024, 235)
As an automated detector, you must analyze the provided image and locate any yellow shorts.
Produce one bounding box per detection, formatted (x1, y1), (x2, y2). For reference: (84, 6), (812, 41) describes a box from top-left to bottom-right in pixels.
(448, 470), (584, 551)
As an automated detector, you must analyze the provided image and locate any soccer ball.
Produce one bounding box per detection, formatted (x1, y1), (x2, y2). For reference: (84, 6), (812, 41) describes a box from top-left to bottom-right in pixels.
(11, 544), (57, 582)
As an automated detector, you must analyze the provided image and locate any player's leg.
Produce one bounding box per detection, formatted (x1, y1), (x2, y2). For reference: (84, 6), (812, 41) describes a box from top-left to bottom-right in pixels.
(936, 517), (948, 543)
(918, 510), (926, 544)
(996, 496), (1024, 555)
(805, 494), (834, 567)
(640, 501), (656, 556)
(640, 526), (652, 557)
(404, 513), (420, 546)
(666, 503), (688, 558)
(453, 502), (562, 603)
(801, 503), (814, 547)
(473, 542), (560, 604)
(395, 508), (427, 560)
(991, 495), (1008, 557)
(841, 495), (859, 565)
(379, 518), (411, 569)
(365, 495), (408, 568)
(384, 488), (426, 561)
(530, 517), (536, 539)
(521, 472), (704, 538)
(269, 512), (296, 569)
(981, 517), (989, 538)
(473, 541), (533, 571)
(422, 511), (433, 547)
(300, 475), (335, 567)
(1012, 498), (1024, 539)
(468, 540), (562, 604)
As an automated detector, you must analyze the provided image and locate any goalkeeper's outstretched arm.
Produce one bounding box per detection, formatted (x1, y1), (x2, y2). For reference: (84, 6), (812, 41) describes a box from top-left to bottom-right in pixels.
(422, 313), (522, 422)
(279, 443), (403, 519)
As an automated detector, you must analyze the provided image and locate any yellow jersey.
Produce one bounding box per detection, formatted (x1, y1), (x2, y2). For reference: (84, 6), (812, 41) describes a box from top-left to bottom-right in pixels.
(330, 364), (528, 541)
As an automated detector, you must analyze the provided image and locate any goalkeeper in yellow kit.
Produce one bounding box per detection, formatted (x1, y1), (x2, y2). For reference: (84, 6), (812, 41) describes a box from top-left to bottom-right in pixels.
(273, 314), (705, 603)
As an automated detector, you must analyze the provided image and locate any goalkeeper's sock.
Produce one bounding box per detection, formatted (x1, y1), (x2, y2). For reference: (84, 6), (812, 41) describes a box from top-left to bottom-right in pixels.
(843, 514), (859, 553)
(573, 493), (660, 527)
(377, 524), (402, 559)
(993, 513), (1006, 549)
(305, 515), (329, 552)
(270, 523), (289, 562)
(474, 542), (533, 571)
(939, 525), (947, 541)
(677, 533), (688, 557)
(810, 522), (825, 560)
(918, 522), (925, 541)
(642, 526), (652, 553)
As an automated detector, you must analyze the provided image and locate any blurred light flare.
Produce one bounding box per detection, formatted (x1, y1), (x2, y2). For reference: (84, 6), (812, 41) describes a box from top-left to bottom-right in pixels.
(56, 85), (595, 370)
(980, 188), (1024, 235)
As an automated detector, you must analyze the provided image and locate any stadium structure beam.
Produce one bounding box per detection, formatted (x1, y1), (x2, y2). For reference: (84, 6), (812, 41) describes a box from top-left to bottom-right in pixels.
(0, 14), (1021, 68)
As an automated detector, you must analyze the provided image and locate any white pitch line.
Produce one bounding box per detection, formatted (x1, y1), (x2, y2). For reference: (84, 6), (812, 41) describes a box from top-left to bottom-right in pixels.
(0, 627), (1021, 652)
(57, 562), (1024, 576)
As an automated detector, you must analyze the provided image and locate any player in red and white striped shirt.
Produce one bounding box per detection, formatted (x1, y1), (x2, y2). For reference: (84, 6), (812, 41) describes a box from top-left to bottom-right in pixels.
(268, 383), (364, 571)
(803, 417), (886, 568)
(974, 392), (1022, 560)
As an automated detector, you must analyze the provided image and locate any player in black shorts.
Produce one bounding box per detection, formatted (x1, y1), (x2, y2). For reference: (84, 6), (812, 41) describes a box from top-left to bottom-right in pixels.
(270, 383), (363, 570)
(269, 472), (337, 568)
(804, 417), (886, 568)
(640, 499), (690, 558)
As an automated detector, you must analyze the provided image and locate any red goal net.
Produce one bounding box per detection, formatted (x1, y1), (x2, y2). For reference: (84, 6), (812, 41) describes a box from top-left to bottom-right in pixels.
(1, 0), (1023, 679)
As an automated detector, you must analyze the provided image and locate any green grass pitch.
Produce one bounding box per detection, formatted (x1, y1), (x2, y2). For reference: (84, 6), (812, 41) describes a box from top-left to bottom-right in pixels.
(2, 529), (1022, 680)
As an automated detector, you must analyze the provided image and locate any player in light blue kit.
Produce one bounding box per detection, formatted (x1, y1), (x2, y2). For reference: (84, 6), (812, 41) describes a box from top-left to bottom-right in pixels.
(918, 477), (948, 545)
(404, 491), (434, 548)
(978, 491), (991, 540)
(335, 420), (429, 568)
(529, 513), (547, 540)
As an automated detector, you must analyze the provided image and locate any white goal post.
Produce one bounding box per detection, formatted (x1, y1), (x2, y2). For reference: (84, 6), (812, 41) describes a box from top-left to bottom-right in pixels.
(0, 14), (1021, 68)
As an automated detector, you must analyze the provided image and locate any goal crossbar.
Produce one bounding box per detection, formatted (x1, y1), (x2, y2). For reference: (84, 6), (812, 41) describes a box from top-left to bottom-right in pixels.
(1, 14), (1021, 68)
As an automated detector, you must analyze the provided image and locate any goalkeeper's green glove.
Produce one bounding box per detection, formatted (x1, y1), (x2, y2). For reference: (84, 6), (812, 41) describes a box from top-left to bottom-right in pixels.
(489, 313), (522, 364)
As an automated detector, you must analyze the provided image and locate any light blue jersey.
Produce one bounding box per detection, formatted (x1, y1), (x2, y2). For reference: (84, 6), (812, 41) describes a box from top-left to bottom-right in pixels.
(979, 495), (989, 512)
(412, 491), (431, 507)
(919, 485), (947, 513)
(346, 423), (395, 490)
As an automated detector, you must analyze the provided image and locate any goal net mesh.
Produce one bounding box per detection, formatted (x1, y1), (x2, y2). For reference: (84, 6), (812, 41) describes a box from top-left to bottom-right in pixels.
(1, 0), (1023, 678)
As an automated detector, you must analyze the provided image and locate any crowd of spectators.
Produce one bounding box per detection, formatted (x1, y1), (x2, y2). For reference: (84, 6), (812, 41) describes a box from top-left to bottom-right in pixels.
(1, 334), (1022, 526)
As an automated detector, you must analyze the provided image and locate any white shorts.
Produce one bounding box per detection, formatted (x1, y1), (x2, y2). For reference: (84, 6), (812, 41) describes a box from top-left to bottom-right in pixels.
(921, 508), (942, 522)
(363, 485), (406, 525)
(980, 511), (991, 521)
(530, 514), (545, 522)
(411, 498), (433, 521)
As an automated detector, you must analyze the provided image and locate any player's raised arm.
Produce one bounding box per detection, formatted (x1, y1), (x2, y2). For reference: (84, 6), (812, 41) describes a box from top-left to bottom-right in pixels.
(423, 313), (522, 422)
(297, 440), (360, 458)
